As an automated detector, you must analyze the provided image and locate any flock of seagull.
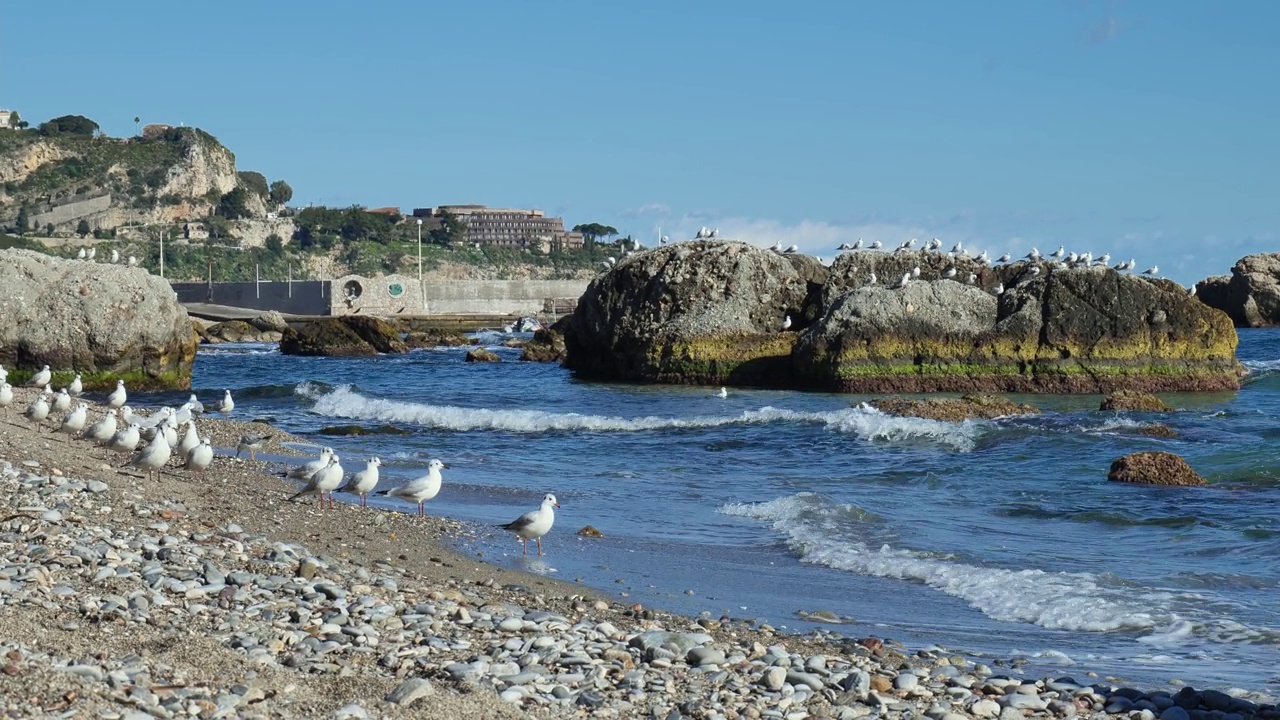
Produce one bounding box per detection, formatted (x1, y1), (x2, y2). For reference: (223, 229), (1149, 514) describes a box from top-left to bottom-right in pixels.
(0, 365), (561, 556)
(73, 245), (140, 267)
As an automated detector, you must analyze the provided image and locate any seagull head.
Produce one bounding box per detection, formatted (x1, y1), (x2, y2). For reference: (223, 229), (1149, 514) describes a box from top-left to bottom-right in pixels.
(428, 458), (449, 470)
(543, 493), (560, 508)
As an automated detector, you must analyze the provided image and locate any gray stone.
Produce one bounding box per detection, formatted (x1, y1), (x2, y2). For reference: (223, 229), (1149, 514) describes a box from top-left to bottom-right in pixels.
(785, 671), (824, 692)
(1160, 707), (1191, 720)
(761, 667), (788, 692)
(385, 678), (433, 705)
(687, 647), (727, 666)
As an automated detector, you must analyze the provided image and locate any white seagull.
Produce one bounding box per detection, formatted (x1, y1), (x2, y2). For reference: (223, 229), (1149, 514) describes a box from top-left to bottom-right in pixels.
(282, 447), (335, 481)
(108, 423), (142, 453)
(60, 402), (89, 434)
(176, 422), (200, 459)
(780, 315), (792, 331)
(1050, 246), (1065, 259)
(1189, 284), (1198, 296)
(68, 373), (83, 397)
(184, 439), (214, 472)
(106, 379), (127, 409)
(943, 267), (957, 278)
(188, 394), (205, 414)
(895, 273), (911, 289)
(378, 458), (447, 517)
(869, 240), (883, 250)
(217, 389), (234, 414)
(126, 433), (171, 482)
(52, 388), (71, 414)
(24, 394), (50, 426)
(110, 249), (119, 264)
(715, 387), (728, 398)
(498, 493), (560, 556)
(0, 383), (12, 414)
(28, 365), (52, 388)
(339, 457), (383, 507)
(289, 455), (344, 509)
(1143, 265), (1159, 276)
(997, 253), (1011, 263)
(82, 409), (118, 443)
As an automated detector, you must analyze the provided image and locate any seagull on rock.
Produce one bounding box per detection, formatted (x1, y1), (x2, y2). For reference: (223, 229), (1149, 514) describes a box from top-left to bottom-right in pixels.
(1143, 265), (1159, 276)
(498, 493), (560, 556)
(0, 383), (12, 414)
(780, 315), (792, 331)
(378, 458), (447, 517)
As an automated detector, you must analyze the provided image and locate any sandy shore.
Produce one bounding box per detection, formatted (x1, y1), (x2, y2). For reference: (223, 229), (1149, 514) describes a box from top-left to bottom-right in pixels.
(0, 385), (1275, 720)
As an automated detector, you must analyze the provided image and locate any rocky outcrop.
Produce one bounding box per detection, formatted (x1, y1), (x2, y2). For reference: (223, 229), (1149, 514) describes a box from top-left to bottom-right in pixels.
(279, 317), (407, 357)
(1108, 452), (1207, 486)
(404, 330), (470, 349)
(1100, 390), (1171, 412)
(0, 249), (198, 389)
(248, 311), (289, 334)
(465, 348), (501, 363)
(202, 319), (283, 344)
(565, 242), (1242, 393)
(564, 240), (818, 385)
(520, 317), (569, 363)
(1195, 254), (1280, 327)
(869, 394), (1039, 422)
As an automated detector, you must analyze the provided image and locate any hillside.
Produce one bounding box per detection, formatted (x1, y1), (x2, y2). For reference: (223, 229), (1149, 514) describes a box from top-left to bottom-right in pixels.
(0, 121), (273, 236)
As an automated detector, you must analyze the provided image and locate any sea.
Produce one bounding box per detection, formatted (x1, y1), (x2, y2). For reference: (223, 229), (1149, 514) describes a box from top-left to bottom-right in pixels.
(142, 329), (1280, 692)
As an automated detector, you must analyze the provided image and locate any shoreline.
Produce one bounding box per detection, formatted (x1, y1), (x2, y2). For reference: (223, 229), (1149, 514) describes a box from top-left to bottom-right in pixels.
(1, 385), (1276, 719)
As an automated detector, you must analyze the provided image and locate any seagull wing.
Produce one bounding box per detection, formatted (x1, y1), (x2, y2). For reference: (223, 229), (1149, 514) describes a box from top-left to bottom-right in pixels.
(500, 509), (538, 532)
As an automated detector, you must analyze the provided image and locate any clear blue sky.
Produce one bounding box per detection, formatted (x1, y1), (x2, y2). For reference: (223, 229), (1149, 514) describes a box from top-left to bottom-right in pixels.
(3, 0), (1276, 283)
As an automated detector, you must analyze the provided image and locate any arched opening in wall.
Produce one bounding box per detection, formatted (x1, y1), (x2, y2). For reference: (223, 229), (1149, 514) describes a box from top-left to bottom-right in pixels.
(343, 280), (363, 304)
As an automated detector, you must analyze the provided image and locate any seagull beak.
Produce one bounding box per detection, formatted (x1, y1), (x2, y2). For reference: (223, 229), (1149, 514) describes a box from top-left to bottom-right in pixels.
(441, 463), (450, 469)
(554, 502), (561, 508)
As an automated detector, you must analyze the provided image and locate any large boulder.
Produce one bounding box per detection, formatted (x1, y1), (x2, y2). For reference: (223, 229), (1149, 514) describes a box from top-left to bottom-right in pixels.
(795, 262), (1241, 393)
(279, 316), (407, 357)
(0, 249), (198, 389)
(1194, 254), (1280, 327)
(1108, 452), (1207, 486)
(563, 240), (817, 385)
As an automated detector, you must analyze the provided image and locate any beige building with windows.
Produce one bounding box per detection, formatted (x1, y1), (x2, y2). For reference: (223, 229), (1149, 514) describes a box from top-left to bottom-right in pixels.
(412, 205), (584, 251)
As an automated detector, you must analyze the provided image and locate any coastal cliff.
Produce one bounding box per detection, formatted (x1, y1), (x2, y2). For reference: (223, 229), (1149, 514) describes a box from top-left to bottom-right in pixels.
(1195, 253), (1280, 327)
(565, 241), (1242, 393)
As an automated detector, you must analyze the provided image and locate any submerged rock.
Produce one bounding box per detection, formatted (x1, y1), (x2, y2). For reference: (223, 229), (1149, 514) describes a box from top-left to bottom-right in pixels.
(465, 348), (501, 363)
(318, 425), (410, 436)
(869, 394), (1039, 422)
(403, 329), (469, 348)
(203, 319), (281, 344)
(0, 248), (198, 389)
(1108, 452), (1207, 486)
(280, 317), (407, 357)
(1100, 390), (1172, 412)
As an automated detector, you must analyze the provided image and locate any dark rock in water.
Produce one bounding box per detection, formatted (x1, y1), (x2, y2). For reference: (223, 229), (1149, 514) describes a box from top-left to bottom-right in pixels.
(465, 348), (501, 363)
(1100, 390), (1172, 412)
(521, 320), (568, 363)
(0, 248), (198, 389)
(319, 424), (410, 436)
(1133, 423), (1179, 439)
(280, 317), (407, 357)
(1195, 254), (1280, 327)
(403, 330), (469, 348)
(577, 525), (604, 538)
(1108, 452), (1207, 486)
(869, 393), (1039, 422)
(795, 259), (1240, 394)
(204, 319), (281, 344)
(564, 240), (818, 385)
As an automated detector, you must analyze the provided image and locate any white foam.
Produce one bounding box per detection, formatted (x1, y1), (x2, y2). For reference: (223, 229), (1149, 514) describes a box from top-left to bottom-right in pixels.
(721, 494), (1187, 635)
(1242, 359), (1280, 376)
(297, 385), (979, 449)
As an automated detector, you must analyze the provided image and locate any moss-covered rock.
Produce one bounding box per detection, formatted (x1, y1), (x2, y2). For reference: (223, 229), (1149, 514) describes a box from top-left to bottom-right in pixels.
(341, 316), (408, 354)
(1100, 390), (1172, 412)
(520, 325), (568, 363)
(1108, 452), (1206, 486)
(280, 319), (377, 357)
(404, 330), (470, 348)
(869, 394), (1040, 422)
(465, 348), (501, 363)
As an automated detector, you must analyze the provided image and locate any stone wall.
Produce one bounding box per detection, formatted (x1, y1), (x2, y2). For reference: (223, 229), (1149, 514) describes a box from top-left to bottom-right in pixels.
(333, 274), (586, 316)
(27, 194), (113, 231)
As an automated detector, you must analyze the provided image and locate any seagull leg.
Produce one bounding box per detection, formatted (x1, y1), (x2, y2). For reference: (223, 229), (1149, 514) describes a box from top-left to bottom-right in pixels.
(360, 493), (367, 508)
(536, 538), (544, 557)
(521, 538), (528, 556)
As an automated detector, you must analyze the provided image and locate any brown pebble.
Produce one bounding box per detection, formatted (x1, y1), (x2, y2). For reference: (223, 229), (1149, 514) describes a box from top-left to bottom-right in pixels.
(870, 675), (893, 693)
(2, 664), (20, 676)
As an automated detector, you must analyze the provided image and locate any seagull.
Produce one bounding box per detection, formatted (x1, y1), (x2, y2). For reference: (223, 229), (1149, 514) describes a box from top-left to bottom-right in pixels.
(282, 447), (336, 481)
(1189, 284), (1198, 296)
(868, 272), (877, 285)
(1026, 248), (1041, 261)
(895, 273), (910, 289)
(852, 238), (863, 249)
(378, 458), (447, 517)
(911, 266), (921, 278)
(784, 245), (798, 254)
(176, 422), (200, 459)
(869, 240), (883, 250)
(837, 243), (852, 251)
(125, 432), (171, 482)
(217, 389), (234, 414)
(943, 267), (957, 278)
(82, 409), (118, 443)
(993, 282), (1005, 295)
(52, 388), (71, 414)
(1143, 265), (1159, 276)
(716, 387), (728, 398)
(1050, 246), (1065, 259)
(289, 455), (344, 508)
(110, 249), (119, 264)
(28, 365), (51, 388)
(951, 241), (963, 254)
(86, 247), (96, 260)
(498, 493), (560, 556)
(127, 256), (138, 267)
(928, 238), (942, 251)
(0, 383), (12, 414)
(24, 394), (50, 427)
(709, 228), (719, 238)
(977, 250), (989, 264)
(236, 433), (272, 461)
(780, 315), (792, 331)
(108, 423), (142, 453)
(60, 403), (88, 434)
(106, 380), (127, 409)
(1029, 266), (1041, 276)
(997, 253), (1011, 263)
(68, 374), (83, 397)
(173, 401), (194, 426)
(77, 248), (87, 260)
(184, 439), (214, 472)
(0, 365), (6, 383)
(967, 273), (977, 284)
(340, 457), (383, 507)
(1095, 253), (1111, 266)
(660, 235), (669, 245)
(188, 394), (204, 414)
(770, 242), (783, 253)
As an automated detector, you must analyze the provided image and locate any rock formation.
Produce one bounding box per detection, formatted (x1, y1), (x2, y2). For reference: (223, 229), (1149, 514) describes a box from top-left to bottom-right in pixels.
(1099, 390), (1171, 412)
(868, 394), (1039, 422)
(279, 317), (407, 357)
(0, 249), (198, 389)
(520, 318), (568, 363)
(1108, 452), (1207, 486)
(565, 241), (1242, 393)
(1195, 254), (1280, 327)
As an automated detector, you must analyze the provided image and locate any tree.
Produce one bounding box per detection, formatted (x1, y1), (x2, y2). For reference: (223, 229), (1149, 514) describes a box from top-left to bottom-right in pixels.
(268, 179), (293, 206)
(37, 114), (99, 137)
(6, 111), (19, 129)
(264, 233), (285, 257)
(15, 207), (28, 234)
(76, 219), (91, 237)
(428, 210), (466, 246)
(237, 171), (269, 198)
(572, 222), (620, 248)
(217, 187), (251, 220)
(133, 116), (140, 136)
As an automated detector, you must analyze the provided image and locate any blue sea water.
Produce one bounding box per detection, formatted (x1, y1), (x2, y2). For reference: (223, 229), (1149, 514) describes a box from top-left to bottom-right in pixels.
(153, 329), (1280, 691)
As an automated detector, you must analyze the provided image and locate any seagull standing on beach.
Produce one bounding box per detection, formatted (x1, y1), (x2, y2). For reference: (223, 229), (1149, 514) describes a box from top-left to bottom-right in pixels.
(184, 439), (214, 472)
(106, 380), (127, 409)
(108, 423), (142, 453)
(236, 433), (272, 461)
(498, 494), (560, 557)
(378, 458), (447, 517)
(60, 403), (88, 435)
(188, 394), (204, 414)
(0, 383), (12, 414)
(110, 249), (119, 264)
(282, 447), (335, 482)
(28, 365), (51, 388)
(289, 455), (344, 509)
(0, 365), (6, 383)
(339, 457), (382, 508)
(217, 390), (234, 414)
(24, 394), (50, 427)
(68, 374), (83, 397)
(52, 388), (71, 414)
(177, 423), (200, 459)
(126, 432), (171, 482)
(82, 409), (118, 443)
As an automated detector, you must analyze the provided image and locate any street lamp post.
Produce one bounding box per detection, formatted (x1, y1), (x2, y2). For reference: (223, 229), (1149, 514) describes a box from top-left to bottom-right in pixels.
(416, 219), (424, 313)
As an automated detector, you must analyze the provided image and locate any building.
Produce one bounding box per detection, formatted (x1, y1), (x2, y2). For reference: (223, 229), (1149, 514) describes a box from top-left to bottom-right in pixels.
(411, 205), (584, 251)
(0, 110), (16, 128)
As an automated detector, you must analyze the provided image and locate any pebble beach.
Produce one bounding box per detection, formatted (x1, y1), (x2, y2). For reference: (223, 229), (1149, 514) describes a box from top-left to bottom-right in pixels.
(1, 384), (1278, 720)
